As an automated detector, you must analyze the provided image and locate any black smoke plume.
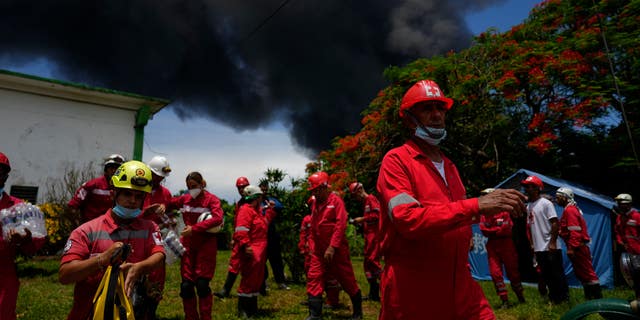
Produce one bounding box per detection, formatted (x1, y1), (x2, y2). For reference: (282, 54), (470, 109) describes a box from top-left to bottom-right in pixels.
(0, 0), (506, 155)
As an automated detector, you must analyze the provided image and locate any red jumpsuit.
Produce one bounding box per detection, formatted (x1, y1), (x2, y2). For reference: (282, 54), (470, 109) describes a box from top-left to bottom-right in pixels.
(299, 214), (340, 306)
(234, 204), (276, 296)
(361, 194), (382, 280)
(60, 209), (165, 320)
(559, 204), (599, 286)
(306, 193), (360, 298)
(479, 211), (523, 302)
(0, 194), (42, 320)
(616, 209), (640, 255)
(142, 185), (173, 304)
(68, 175), (114, 222)
(377, 140), (494, 320)
(228, 201), (245, 274)
(169, 190), (223, 320)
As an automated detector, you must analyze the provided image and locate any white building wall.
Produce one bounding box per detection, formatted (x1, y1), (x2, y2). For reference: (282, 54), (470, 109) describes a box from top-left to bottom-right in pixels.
(0, 87), (135, 203)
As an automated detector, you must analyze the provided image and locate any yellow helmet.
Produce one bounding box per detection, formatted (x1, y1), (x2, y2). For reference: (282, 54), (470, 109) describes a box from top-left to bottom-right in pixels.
(111, 160), (152, 193)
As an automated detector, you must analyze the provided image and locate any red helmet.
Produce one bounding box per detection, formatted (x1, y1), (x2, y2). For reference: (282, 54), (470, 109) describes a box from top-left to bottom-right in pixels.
(399, 80), (454, 118)
(236, 176), (250, 187)
(0, 152), (10, 172)
(521, 175), (544, 190)
(308, 172), (329, 191)
(349, 182), (362, 194)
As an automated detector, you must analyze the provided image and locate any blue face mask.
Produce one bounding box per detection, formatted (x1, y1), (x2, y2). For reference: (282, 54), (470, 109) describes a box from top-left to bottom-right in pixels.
(113, 205), (142, 219)
(415, 126), (447, 146)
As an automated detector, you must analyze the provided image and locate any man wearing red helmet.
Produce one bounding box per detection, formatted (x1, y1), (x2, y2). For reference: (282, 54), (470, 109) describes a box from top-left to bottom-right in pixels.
(68, 154), (126, 223)
(0, 152), (43, 320)
(521, 175), (569, 304)
(349, 182), (381, 301)
(306, 172), (362, 320)
(376, 80), (526, 319)
(215, 176), (250, 299)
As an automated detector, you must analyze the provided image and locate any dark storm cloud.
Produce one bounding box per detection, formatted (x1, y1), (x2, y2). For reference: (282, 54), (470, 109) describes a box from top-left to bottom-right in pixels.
(0, 0), (505, 155)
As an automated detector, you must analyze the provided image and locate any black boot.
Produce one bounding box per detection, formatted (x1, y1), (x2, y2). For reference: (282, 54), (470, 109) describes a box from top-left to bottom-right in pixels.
(249, 296), (259, 317)
(368, 280), (380, 302)
(305, 295), (323, 320)
(214, 271), (238, 299)
(237, 296), (250, 319)
(585, 283), (602, 300)
(350, 291), (363, 320)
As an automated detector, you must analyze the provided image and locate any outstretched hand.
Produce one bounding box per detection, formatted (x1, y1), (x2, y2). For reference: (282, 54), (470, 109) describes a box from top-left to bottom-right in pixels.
(478, 189), (526, 217)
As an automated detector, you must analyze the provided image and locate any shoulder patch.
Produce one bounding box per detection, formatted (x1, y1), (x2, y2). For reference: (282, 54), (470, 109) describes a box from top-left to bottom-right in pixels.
(63, 239), (72, 254)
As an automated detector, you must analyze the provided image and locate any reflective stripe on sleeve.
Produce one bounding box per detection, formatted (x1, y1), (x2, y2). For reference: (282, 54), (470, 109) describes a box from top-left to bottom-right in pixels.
(235, 226), (250, 232)
(388, 193), (420, 221)
(567, 226), (582, 231)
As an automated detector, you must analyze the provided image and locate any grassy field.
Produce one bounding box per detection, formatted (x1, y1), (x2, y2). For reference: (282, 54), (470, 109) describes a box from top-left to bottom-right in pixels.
(16, 251), (637, 319)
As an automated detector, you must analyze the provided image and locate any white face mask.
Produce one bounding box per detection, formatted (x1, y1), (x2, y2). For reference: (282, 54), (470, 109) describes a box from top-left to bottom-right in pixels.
(415, 126), (447, 145)
(188, 188), (202, 199)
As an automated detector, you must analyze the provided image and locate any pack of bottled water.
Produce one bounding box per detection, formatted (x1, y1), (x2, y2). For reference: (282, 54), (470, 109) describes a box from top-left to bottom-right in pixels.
(1, 202), (47, 240)
(162, 229), (186, 264)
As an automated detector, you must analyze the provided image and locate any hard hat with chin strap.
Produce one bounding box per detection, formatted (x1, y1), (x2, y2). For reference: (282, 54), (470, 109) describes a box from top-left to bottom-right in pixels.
(616, 193), (633, 204)
(111, 161), (152, 193)
(147, 156), (171, 177)
(556, 187), (574, 200)
(399, 80), (454, 118)
(308, 172), (330, 191)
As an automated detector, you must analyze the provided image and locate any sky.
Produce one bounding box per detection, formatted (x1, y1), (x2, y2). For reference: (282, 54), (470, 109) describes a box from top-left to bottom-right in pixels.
(0, 0), (541, 202)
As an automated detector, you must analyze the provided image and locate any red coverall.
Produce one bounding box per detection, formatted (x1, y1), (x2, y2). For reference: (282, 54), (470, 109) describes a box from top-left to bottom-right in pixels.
(616, 209), (640, 255)
(234, 204), (276, 295)
(479, 211), (523, 302)
(559, 204), (599, 285)
(68, 175), (114, 222)
(299, 214), (340, 306)
(0, 194), (43, 320)
(142, 185), (174, 304)
(228, 201), (244, 274)
(306, 193), (360, 298)
(361, 194), (382, 280)
(376, 140), (494, 320)
(60, 209), (165, 320)
(169, 191), (224, 320)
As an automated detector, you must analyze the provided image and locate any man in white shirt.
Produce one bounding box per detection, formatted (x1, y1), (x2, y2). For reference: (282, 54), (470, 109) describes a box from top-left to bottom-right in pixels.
(521, 175), (569, 304)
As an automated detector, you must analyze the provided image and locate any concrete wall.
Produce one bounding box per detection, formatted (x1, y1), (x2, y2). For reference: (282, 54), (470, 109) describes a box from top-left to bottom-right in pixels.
(0, 87), (135, 203)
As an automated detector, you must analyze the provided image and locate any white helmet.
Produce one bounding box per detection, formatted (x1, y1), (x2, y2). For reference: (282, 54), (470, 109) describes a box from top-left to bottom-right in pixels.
(147, 156), (171, 177)
(243, 185), (263, 200)
(104, 154), (125, 167)
(197, 212), (223, 233)
(616, 193), (633, 204)
(556, 187), (574, 200)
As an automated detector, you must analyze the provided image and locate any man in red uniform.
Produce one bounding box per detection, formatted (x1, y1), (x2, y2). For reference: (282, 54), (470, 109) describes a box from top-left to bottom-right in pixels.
(168, 172), (224, 320)
(0, 152), (44, 320)
(306, 172), (362, 320)
(299, 197), (341, 309)
(376, 79), (526, 320)
(138, 155), (174, 319)
(349, 182), (382, 301)
(614, 193), (640, 297)
(234, 185), (277, 317)
(479, 188), (525, 308)
(59, 160), (165, 320)
(556, 187), (602, 300)
(68, 154), (125, 223)
(215, 176), (250, 299)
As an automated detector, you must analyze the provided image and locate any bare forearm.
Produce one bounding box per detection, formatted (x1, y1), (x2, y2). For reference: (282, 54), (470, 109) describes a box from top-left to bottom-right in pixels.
(59, 254), (107, 284)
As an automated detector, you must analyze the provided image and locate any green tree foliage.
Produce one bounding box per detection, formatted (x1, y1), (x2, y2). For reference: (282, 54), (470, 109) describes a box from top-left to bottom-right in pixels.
(318, 0), (640, 197)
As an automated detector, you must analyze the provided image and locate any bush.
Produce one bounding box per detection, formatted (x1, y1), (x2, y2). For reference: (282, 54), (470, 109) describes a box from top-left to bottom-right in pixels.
(39, 202), (76, 255)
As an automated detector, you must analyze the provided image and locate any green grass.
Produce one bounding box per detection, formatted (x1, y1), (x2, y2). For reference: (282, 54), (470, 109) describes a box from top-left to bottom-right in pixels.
(16, 252), (637, 319)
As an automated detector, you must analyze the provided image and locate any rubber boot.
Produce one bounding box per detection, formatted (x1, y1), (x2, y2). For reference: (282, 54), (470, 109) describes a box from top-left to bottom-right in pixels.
(214, 271), (238, 299)
(182, 297), (199, 320)
(199, 294), (213, 320)
(249, 296), (258, 317)
(368, 280), (380, 302)
(350, 291), (363, 320)
(305, 295), (323, 320)
(238, 296), (250, 319)
(585, 283), (602, 300)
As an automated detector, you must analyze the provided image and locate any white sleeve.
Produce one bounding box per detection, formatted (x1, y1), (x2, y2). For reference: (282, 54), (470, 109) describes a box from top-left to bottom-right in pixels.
(544, 200), (558, 220)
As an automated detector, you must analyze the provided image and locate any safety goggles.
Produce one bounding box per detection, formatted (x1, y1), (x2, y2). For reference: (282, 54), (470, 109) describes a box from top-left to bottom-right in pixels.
(130, 176), (151, 187)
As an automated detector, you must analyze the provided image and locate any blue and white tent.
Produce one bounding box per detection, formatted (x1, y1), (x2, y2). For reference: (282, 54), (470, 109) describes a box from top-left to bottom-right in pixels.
(469, 169), (616, 289)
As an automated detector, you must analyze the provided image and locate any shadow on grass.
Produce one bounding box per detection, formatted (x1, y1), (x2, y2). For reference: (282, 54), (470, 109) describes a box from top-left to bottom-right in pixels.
(18, 264), (59, 278)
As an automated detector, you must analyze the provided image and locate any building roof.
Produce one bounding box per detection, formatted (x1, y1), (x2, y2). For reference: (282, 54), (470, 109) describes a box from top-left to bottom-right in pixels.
(0, 69), (170, 114)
